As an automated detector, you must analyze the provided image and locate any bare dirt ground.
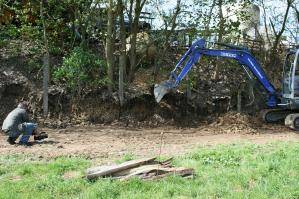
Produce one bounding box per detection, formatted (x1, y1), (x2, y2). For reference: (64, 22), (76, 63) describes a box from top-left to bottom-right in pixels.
(1, 120), (299, 164)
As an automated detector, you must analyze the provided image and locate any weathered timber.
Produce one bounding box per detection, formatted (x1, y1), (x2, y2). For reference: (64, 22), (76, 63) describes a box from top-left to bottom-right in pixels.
(121, 166), (194, 180)
(86, 157), (156, 179)
(86, 157), (194, 181)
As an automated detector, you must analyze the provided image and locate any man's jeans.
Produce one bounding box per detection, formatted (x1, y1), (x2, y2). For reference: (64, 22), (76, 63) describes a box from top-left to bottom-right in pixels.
(19, 123), (37, 144)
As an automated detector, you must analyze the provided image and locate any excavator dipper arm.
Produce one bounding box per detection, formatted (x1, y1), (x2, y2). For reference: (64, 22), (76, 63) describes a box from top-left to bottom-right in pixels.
(154, 38), (279, 107)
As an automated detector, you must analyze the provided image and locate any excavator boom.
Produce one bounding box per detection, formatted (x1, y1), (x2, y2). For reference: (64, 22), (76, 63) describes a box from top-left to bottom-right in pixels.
(154, 38), (279, 107)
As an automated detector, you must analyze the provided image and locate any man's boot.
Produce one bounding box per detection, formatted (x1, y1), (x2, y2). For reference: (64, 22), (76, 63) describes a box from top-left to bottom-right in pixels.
(34, 132), (48, 141)
(7, 137), (16, 145)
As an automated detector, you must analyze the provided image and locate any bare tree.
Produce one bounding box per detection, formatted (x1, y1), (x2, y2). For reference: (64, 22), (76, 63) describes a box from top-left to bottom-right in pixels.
(292, 4), (299, 22)
(269, 0), (294, 53)
(162, 0), (181, 49)
(259, 0), (294, 81)
(153, 0), (182, 77)
(118, 0), (126, 106)
(261, 0), (272, 47)
(291, 2), (299, 42)
(213, 0), (225, 80)
(203, 0), (217, 39)
(40, 0), (49, 117)
(106, 0), (116, 94)
(128, 0), (147, 82)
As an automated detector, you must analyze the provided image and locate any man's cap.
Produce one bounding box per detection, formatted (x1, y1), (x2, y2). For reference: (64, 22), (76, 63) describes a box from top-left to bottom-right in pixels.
(17, 101), (29, 110)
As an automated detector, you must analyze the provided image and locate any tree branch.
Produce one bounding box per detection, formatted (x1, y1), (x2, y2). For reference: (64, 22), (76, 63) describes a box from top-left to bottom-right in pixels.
(261, 0), (272, 46)
(291, 3), (299, 22)
(272, 0), (293, 51)
(269, 18), (278, 36)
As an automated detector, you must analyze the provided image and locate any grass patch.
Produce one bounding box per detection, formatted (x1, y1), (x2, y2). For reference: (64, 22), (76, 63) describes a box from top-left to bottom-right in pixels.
(115, 152), (136, 164)
(1, 142), (299, 198)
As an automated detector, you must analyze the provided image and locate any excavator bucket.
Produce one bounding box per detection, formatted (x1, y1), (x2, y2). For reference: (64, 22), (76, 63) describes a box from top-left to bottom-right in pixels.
(154, 80), (174, 103)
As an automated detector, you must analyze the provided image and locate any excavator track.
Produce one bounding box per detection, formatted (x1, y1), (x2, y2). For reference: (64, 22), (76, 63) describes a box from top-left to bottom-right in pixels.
(261, 109), (299, 130)
(261, 109), (293, 123)
(285, 113), (299, 130)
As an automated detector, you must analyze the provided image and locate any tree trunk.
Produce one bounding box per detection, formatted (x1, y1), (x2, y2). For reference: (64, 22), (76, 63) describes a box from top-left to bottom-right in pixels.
(128, 2), (140, 82)
(271, 0), (292, 54)
(267, 0), (292, 80)
(40, 0), (49, 118)
(106, 0), (115, 94)
(214, 0), (224, 80)
(238, 83), (247, 112)
(118, 0), (126, 106)
(203, 0), (216, 39)
(292, 5), (299, 23)
(128, 0), (146, 82)
(153, 0), (181, 78)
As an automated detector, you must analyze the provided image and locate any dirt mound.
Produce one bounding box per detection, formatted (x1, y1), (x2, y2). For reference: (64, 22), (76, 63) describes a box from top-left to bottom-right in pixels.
(208, 112), (263, 134)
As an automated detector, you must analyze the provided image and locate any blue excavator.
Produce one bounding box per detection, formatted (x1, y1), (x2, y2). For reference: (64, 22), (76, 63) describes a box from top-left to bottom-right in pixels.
(154, 38), (299, 129)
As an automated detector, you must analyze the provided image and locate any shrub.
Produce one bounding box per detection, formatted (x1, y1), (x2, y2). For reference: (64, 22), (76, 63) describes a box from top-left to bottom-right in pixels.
(53, 47), (107, 94)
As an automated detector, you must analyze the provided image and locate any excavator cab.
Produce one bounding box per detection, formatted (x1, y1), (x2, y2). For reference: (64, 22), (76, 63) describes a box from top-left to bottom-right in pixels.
(281, 48), (299, 109)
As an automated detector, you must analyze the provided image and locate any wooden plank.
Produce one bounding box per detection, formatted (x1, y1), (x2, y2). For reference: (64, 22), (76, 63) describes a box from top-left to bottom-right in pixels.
(108, 159), (172, 177)
(86, 166), (112, 175)
(86, 157), (156, 179)
(142, 170), (194, 181)
(142, 168), (194, 181)
(111, 164), (161, 178)
(120, 165), (194, 180)
(160, 158), (173, 167)
(159, 157), (173, 165)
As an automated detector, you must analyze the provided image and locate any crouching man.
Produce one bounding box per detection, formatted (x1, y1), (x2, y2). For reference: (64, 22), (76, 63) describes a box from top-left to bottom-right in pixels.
(1, 101), (46, 146)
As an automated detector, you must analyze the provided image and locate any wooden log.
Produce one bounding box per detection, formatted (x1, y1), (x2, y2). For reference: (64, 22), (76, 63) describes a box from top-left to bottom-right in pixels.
(86, 157), (156, 179)
(142, 168), (194, 181)
(141, 168), (194, 180)
(159, 157), (173, 165)
(109, 159), (173, 177)
(121, 165), (194, 180)
(86, 166), (112, 175)
(159, 157), (173, 167)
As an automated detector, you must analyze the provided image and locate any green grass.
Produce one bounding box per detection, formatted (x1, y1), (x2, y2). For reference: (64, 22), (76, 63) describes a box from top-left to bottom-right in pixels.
(1, 142), (299, 198)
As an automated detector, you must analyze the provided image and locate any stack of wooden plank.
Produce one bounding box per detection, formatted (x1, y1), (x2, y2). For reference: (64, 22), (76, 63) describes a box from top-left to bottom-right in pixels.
(86, 157), (194, 180)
